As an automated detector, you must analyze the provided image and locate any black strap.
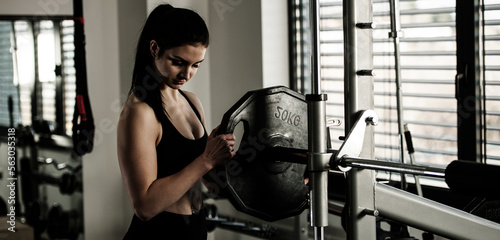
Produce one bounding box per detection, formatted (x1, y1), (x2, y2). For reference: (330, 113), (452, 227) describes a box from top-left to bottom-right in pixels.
(179, 90), (203, 123)
(72, 0), (95, 156)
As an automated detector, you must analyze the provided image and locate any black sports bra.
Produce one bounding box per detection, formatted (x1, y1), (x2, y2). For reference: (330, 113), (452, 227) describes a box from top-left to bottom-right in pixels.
(156, 90), (208, 178)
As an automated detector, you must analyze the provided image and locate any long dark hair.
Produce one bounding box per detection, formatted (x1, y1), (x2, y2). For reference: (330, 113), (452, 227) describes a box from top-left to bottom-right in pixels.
(130, 4), (209, 120)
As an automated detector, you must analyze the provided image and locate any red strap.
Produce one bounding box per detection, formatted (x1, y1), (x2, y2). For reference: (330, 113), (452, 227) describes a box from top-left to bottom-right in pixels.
(76, 94), (87, 121)
(74, 16), (85, 24)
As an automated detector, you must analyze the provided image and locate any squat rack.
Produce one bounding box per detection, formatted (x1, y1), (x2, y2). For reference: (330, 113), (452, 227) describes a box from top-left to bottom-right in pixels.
(306, 0), (500, 240)
(306, 0), (377, 237)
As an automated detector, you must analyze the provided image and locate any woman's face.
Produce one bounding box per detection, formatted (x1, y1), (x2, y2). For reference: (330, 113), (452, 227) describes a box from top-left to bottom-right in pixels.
(151, 42), (207, 90)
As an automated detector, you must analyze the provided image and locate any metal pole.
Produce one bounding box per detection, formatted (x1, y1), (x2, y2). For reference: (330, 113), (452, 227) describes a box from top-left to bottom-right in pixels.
(310, 0), (321, 95)
(343, 0), (377, 237)
(307, 98), (328, 239)
(314, 226), (324, 240)
(307, 0), (328, 240)
(389, 0), (408, 190)
(389, 0), (425, 198)
(376, 183), (500, 240)
(338, 156), (446, 178)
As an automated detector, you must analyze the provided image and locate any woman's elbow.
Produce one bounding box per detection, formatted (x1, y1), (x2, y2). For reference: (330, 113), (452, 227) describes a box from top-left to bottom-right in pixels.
(133, 203), (156, 221)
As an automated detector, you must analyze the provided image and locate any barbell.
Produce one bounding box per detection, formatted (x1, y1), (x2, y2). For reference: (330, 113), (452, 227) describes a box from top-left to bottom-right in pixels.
(204, 86), (500, 224)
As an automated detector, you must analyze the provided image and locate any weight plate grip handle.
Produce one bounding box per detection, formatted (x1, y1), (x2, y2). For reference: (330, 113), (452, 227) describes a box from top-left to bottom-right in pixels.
(217, 115), (240, 135)
(216, 89), (258, 136)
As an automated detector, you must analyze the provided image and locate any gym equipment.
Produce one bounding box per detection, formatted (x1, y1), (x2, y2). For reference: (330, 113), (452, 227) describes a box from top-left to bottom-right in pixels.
(403, 124), (423, 196)
(18, 126), (40, 219)
(332, 143), (500, 240)
(203, 0), (500, 238)
(35, 171), (82, 195)
(204, 79), (500, 238)
(336, 156), (500, 199)
(464, 198), (500, 224)
(207, 86), (309, 222)
(38, 157), (81, 172)
(388, 0), (407, 180)
(47, 204), (82, 240)
(72, 0), (95, 156)
(203, 0), (500, 237)
(37, 157), (83, 195)
(376, 218), (414, 240)
(0, 197), (7, 216)
(32, 119), (56, 138)
(204, 204), (278, 239)
(24, 200), (48, 239)
(445, 160), (500, 198)
(16, 125), (83, 239)
(8, 96), (14, 129)
(203, 90), (500, 238)
(207, 83), (500, 239)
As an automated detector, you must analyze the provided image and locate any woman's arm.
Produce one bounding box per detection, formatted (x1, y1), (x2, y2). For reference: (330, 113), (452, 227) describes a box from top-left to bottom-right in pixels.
(117, 95), (235, 221)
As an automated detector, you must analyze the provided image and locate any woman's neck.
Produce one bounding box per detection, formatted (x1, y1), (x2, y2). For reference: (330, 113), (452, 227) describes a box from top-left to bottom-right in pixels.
(160, 85), (181, 102)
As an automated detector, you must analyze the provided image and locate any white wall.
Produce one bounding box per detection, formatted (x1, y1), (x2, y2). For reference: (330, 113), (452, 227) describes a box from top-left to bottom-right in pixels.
(208, 0), (290, 128)
(0, 0), (73, 16)
(208, 0), (264, 127)
(261, 0), (290, 88)
(80, 0), (141, 239)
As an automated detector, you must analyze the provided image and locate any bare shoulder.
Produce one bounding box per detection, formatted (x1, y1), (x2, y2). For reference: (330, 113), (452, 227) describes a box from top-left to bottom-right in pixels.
(120, 94), (153, 120)
(118, 93), (161, 141)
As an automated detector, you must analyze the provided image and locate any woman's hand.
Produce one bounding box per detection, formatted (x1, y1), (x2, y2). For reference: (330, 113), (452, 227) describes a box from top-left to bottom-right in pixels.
(202, 126), (236, 169)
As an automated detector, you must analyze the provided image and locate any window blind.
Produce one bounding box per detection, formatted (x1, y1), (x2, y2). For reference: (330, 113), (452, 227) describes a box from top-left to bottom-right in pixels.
(0, 19), (76, 137)
(483, 0), (500, 164)
(61, 20), (76, 136)
(292, 0), (500, 166)
(0, 21), (19, 127)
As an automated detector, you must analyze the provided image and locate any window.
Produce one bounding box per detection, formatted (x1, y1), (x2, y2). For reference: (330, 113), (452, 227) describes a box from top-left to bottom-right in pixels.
(0, 21), (20, 127)
(0, 17), (76, 138)
(484, 0), (500, 165)
(290, 0), (500, 166)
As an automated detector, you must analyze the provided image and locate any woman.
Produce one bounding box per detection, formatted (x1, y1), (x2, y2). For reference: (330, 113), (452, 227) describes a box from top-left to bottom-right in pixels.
(117, 4), (236, 239)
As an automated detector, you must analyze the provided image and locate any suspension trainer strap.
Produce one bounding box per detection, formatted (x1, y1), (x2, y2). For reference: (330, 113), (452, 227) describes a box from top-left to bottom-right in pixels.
(72, 0), (94, 156)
